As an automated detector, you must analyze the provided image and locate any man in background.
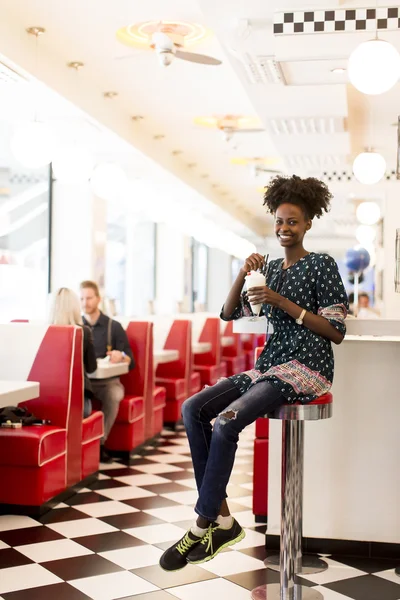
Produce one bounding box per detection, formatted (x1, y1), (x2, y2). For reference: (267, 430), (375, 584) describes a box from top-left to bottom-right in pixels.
(80, 280), (134, 462)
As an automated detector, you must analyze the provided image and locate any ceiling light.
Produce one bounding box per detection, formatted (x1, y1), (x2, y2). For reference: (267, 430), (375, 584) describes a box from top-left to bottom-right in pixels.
(52, 147), (95, 184)
(11, 121), (55, 169)
(117, 21), (210, 49)
(348, 39), (400, 95)
(103, 91), (118, 99)
(356, 201), (381, 226)
(352, 151), (386, 184)
(331, 67), (346, 74)
(356, 224), (376, 246)
(90, 163), (127, 200)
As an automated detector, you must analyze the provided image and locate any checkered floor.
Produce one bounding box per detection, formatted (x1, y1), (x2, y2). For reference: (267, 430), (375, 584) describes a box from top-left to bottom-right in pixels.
(0, 425), (399, 600)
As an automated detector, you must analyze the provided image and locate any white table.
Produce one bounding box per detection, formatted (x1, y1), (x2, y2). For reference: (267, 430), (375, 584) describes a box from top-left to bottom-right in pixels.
(88, 359), (129, 379)
(192, 342), (211, 354)
(154, 349), (179, 368)
(221, 336), (234, 347)
(0, 381), (40, 408)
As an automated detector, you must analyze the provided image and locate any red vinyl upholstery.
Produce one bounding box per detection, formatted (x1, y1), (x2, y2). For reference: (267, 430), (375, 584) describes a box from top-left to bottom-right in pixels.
(221, 321), (246, 376)
(156, 320), (191, 427)
(0, 324), (84, 506)
(190, 371), (201, 395)
(106, 321), (150, 450)
(193, 317), (222, 386)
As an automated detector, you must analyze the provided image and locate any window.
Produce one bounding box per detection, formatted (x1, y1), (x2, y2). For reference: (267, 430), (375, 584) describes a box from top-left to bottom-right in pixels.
(0, 165), (50, 321)
(192, 239), (208, 311)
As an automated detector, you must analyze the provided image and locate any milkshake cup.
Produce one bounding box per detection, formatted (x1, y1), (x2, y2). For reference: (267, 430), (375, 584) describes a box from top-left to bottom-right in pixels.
(245, 270), (266, 317)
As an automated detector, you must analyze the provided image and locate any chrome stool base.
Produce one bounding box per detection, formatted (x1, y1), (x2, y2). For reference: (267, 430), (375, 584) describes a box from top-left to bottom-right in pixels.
(251, 583), (324, 600)
(265, 554), (328, 574)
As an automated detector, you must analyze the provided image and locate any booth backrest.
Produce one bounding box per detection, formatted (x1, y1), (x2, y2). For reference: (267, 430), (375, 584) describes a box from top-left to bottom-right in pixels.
(120, 321), (153, 399)
(156, 319), (192, 382)
(0, 323), (84, 485)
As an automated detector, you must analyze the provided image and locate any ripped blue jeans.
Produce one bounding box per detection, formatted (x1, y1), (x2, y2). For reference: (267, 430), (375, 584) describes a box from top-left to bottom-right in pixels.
(181, 378), (285, 521)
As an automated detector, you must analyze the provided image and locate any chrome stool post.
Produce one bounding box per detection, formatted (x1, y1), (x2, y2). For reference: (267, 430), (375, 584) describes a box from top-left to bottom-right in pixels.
(251, 395), (333, 600)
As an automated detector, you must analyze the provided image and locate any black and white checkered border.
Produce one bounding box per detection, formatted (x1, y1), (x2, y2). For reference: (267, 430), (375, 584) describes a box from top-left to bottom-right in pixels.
(274, 7), (400, 35)
(321, 169), (398, 182)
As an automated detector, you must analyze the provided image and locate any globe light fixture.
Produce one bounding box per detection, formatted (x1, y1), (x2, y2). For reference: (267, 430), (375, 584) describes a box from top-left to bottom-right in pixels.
(348, 39), (400, 95)
(352, 151), (386, 185)
(52, 147), (95, 184)
(10, 121), (55, 169)
(356, 201), (381, 225)
(90, 163), (127, 200)
(356, 224), (376, 246)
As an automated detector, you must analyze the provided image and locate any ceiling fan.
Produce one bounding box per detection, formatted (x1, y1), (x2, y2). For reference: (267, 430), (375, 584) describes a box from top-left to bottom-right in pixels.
(252, 164), (281, 179)
(116, 30), (222, 68)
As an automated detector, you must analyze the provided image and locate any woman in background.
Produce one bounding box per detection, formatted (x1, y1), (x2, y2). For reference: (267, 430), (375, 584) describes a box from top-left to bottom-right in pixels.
(49, 287), (97, 417)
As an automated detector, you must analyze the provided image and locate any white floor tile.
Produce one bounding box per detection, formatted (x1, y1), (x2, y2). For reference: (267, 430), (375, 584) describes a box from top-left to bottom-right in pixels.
(167, 438), (190, 446)
(374, 568), (400, 584)
(146, 454), (192, 464)
(232, 528), (266, 550)
(161, 429), (175, 436)
(74, 500), (139, 518)
(0, 541), (9, 550)
(99, 462), (126, 470)
(0, 564), (62, 594)
(175, 478), (198, 490)
(161, 490), (199, 505)
(53, 502), (69, 509)
(96, 486), (156, 501)
(143, 505), (196, 523)
(100, 544), (163, 569)
(114, 474), (170, 486)
(125, 523), (187, 544)
(231, 510), (257, 528)
(311, 586), (355, 599)
(239, 482), (253, 491)
(231, 495), (253, 508)
(300, 558), (366, 585)
(235, 449), (253, 457)
(15, 538), (93, 562)
(159, 445), (192, 454)
(98, 473), (111, 480)
(168, 577), (253, 600)
(132, 463), (184, 475)
(47, 518), (117, 538)
(197, 550), (264, 576)
(70, 571), (158, 600)
(0, 515), (42, 532)
(78, 487), (92, 494)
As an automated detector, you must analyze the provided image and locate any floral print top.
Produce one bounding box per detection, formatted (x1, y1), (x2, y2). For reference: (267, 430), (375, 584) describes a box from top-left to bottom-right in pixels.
(220, 253), (349, 404)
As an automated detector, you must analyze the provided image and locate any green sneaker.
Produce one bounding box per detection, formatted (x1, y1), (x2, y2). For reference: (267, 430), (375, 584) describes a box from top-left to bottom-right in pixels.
(159, 529), (203, 571)
(187, 518), (245, 564)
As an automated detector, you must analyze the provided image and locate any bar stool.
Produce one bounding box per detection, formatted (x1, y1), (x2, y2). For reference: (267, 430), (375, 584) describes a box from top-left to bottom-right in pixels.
(251, 393), (333, 600)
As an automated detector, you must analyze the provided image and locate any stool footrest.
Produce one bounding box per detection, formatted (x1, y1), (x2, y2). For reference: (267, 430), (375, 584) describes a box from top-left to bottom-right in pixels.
(251, 583), (324, 600)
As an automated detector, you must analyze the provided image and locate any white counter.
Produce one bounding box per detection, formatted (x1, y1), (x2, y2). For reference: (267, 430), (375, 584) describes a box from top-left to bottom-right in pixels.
(88, 359), (129, 379)
(266, 335), (400, 544)
(154, 349), (179, 367)
(0, 381), (40, 408)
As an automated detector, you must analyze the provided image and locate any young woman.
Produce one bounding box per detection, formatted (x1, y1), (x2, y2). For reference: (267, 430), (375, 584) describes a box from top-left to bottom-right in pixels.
(49, 287), (97, 417)
(160, 175), (349, 571)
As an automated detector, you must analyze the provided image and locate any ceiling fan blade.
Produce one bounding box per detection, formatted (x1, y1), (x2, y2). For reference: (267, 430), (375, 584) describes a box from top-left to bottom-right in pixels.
(152, 31), (174, 51)
(175, 50), (222, 66)
(233, 128), (265, 134)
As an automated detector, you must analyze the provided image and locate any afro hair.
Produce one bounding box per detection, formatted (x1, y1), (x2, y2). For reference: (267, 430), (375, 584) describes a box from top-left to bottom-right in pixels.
(263, 174), (332, 220)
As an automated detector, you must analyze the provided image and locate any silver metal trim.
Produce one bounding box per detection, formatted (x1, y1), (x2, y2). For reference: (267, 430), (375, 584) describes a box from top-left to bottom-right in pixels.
(266, 402), (332, 421)
(265, 554), (329, 575)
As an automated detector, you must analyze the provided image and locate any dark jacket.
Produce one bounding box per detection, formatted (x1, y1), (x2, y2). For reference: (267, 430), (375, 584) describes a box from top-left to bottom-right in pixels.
(82, 325), (97, 398)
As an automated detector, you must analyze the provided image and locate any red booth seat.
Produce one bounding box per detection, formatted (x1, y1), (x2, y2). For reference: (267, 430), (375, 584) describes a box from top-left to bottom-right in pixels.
(0, 324), (85, 506)
(221, 321), (246, 376)
(190, 371), (201, 395)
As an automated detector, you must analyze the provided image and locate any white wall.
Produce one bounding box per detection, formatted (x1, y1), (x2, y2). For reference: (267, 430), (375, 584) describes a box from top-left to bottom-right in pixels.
(207, 248), (232, 313)
(155, 223), (186, 314)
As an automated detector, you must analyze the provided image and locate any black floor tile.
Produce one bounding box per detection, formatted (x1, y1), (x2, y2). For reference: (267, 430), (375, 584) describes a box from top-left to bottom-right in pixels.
(329, 554), (400, 574)
(65, 491), (110, 506)
(238, 546), (269, 561)
(90, 479), (129, 491)
(43, 553), (123, 580)
(0, 526), (63, 547)
(123, 496), (180, 511)
(76, 530), (147, 552)
(225, 567), (280, 590)
(371, 541), (400, 559)
(2, 583), (93, 600)
(39, 507), (89, 524)
(141, 482), (192, 495)
(0, 548), (33, 569)
(97, 467), (136, 478)
(116, 593), (176, 600)
(131, 563), (217, 588)
(100, 512), (165, 529)
(156, 471), (193, 482)
(325, 573), (400, 600)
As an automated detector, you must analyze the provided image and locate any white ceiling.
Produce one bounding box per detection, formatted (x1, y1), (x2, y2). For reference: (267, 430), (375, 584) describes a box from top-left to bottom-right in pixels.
(0, 0), (399, 253)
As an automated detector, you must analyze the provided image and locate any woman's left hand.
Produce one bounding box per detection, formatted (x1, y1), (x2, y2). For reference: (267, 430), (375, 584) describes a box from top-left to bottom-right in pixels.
(247, 286), (283, 308)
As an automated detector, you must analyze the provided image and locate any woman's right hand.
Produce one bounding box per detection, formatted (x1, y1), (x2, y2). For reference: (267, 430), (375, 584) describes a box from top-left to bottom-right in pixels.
(241, 253), (265, 274)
